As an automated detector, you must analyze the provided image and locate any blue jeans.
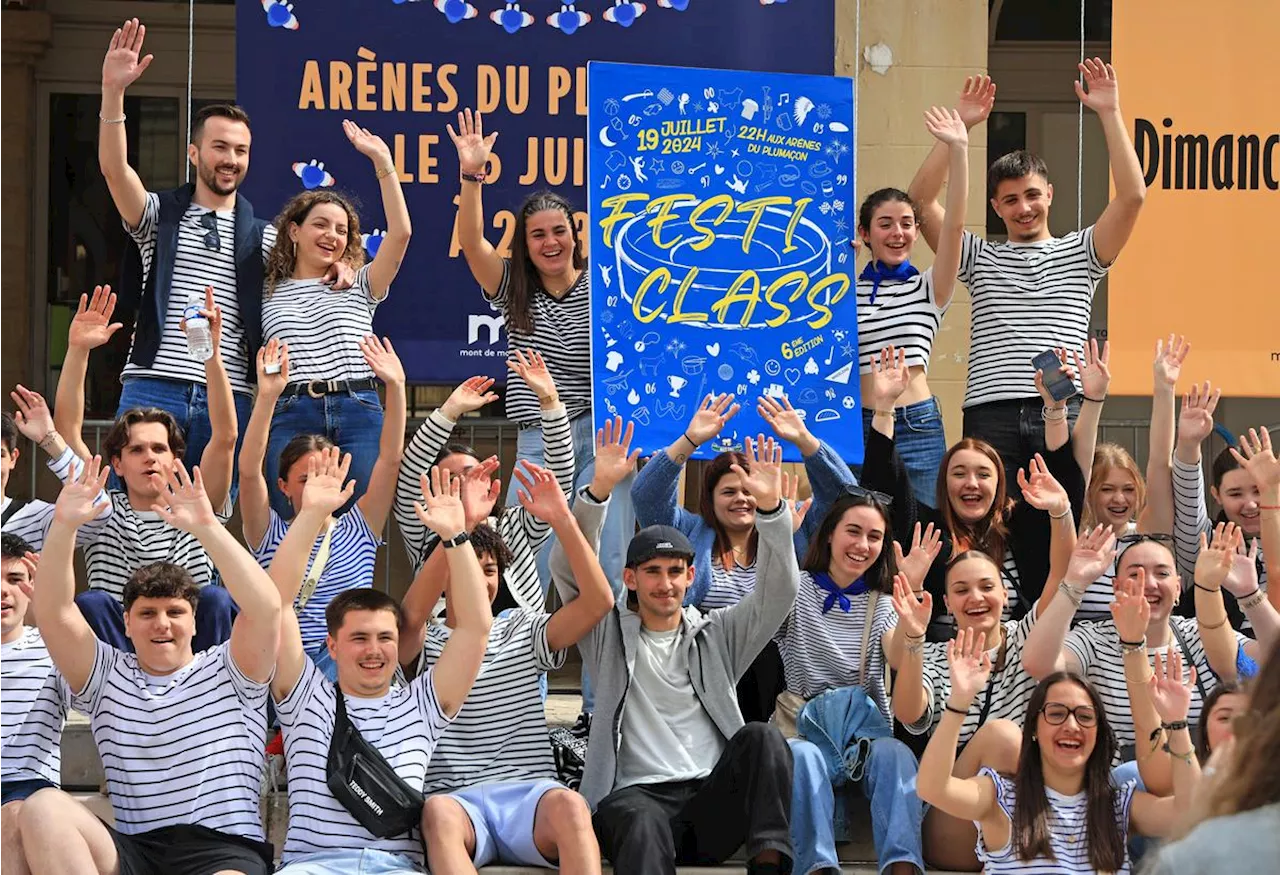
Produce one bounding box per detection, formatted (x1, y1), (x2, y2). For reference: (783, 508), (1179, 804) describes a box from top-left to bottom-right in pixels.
(115, 377), (253, 503)
(511, 411), (635, 713)
(265, 388), (383, 519)
(306, 639), (339, 682)
(1112, 759), (1152, 863)
(790, 737), (924, 875)
(74, 586), (236, 653)
(962, 397), (1081, 499)
(854, 397), (947, 509)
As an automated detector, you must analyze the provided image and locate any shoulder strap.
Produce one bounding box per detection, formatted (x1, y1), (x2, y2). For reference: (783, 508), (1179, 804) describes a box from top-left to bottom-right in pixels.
(1169, 620), (1210, 705)
(1, 499), (25, 526)
(858, 590), (879, 690)
(296, 519), (336, 611)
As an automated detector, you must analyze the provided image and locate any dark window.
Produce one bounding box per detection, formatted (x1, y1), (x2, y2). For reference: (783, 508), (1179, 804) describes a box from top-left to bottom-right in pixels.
(992, 0), (1112, 42)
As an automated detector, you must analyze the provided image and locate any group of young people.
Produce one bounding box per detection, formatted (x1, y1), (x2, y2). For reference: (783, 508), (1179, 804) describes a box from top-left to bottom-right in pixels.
(0, 17), (1277, 875)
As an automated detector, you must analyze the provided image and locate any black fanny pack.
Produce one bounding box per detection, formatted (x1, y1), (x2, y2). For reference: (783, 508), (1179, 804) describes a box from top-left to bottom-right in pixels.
(326, 689), (424, 839)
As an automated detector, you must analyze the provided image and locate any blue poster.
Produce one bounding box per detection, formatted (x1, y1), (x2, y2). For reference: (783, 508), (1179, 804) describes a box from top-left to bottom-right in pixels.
(237, 1), (835, 384)
(588, 62), (859, 463)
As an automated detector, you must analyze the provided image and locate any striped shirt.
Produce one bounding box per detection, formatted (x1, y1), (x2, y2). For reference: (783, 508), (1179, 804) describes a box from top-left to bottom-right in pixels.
(393, 407), (575, 609)
(976, 766), (1135, 874)
(276, 658), (451, 866)
(420, 608), (565, 793)
(252, 506), (382, 650)
(1, 628), (71, 786)
(958, 227), (1107, 407)
(1172, 456), (1267, 635)
(910, 614), (1040, 745)
(1065, 617), (1242, 760)
(261, 264), (381, 383)
(1, 496), (54, 551)
(47, 449), (227, 601)
(856, 267), (949, 373)
(121, 194), (276, 395)
(701, 560), (757, 611)
(488, 259), (592, 425)
(71, 639), (269, 839)
(776, 574), (897, 718)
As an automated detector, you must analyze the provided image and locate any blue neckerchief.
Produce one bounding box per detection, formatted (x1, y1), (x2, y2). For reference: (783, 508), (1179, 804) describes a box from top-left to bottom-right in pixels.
(859, 259), (920, 304)
(813, 573), (870, 614)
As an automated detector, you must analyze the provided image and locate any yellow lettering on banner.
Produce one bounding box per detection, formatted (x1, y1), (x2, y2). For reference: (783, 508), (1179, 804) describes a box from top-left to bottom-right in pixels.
(688, 195), (735, 251)
(412, 63), (435, 111)
(803, 275), (851, 329)
(299, 60), (324, 109)
(763, 271), (809, 328)
(632, 270), (670, 323)
(782, 198), (812, 252)
(735, 196), (791, 253)
(417, 134), (440, 183)
(574, 66), (588, 116)
(437, 64), (459, 112)
(355, 47), (377, 111)
(548, 67), (572, 115)
(476, 65), (529, 114)
(476, 66), (500, 113)
(329, 61), (353, 110)
(669, 270), (710, 324)
(647, 194), (697, 249)
(392, 135), (414, 183)
(382, 62), (406, 111)
(598, 194), (650, 248)
(711, 271), (763, 327)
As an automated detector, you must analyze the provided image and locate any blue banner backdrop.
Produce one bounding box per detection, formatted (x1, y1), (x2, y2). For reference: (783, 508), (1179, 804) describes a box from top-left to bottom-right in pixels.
(235, 1), (835, 385)
(588, 61), (859, 463)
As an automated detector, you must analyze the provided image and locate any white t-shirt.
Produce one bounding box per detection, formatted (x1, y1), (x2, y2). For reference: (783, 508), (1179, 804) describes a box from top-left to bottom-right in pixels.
(1, 628), (71, 786)
(275, 658), (452, 866)
(252, 506), (382, 650)
(958, 227), (1108, 407)
(121, 193), (276, 394)
(261, 264), (382, 383)
(615, 625), (726, 790)
(72, 640), (269, 839)
(856, 267), (949, 374)
(420, 608), (565, 793)
(976, 766), (1135, 874)
(776, 574), (897, 717)
(910, 614), (1040, 745)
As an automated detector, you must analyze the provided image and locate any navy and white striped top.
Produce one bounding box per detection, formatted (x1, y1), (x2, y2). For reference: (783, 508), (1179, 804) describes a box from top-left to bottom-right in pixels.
(261, 264), (382, 383)
(856, 266), (949, 374)
(1, 627), (71, 786)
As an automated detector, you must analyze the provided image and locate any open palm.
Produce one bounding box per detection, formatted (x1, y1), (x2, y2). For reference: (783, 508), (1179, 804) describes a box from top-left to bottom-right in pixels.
(301, 448), (355, 516)
(1075, 57), (1120, 115)
(731, 436), (782, 511)
(102, 18), (153, 91)
(891, 573), (932, 639)
(1153, 334), (1190, 389)
(69, 286), (124, 350)
(153, 464), (217, 533)
(447, 108), (499, 175)
(947, 628), (993, 704)
(956, 75), (996, 129)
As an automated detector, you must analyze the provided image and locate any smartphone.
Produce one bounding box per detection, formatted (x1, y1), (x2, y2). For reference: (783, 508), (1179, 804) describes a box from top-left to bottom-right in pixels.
(1031, 350), (1077, 402)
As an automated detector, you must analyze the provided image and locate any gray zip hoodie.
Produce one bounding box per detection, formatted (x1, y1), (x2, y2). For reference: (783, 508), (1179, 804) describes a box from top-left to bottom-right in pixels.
(553, 492), (800, 809)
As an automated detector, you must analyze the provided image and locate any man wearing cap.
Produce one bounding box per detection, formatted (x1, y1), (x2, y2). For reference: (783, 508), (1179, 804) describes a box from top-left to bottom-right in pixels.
(551, 437), (799, 875)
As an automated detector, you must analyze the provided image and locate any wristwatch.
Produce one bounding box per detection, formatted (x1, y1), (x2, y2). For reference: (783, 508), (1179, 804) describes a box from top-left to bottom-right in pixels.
(441, 531), (471, 549)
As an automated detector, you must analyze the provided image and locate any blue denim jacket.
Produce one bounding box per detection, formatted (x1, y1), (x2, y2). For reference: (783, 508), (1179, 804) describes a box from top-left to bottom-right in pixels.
(798, 685), (892, 785)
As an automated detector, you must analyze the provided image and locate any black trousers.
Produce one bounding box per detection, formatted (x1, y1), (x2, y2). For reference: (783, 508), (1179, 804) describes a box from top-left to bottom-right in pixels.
(962, 396), (1081, 498)
(737, 639), (785, 724)
(593, 722), (793, 875)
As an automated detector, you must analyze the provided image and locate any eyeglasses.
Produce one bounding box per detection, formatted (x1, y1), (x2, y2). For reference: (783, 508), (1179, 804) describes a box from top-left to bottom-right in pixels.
(1040, 702), (1098, 728)
(198, 211), (221, 252)
(842, 483), (893, 508)
(1116, 532), (1175, 566)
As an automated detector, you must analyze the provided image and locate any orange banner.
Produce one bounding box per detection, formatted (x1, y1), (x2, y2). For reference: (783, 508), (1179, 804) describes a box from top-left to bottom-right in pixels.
(1110, 0), (1279, 396)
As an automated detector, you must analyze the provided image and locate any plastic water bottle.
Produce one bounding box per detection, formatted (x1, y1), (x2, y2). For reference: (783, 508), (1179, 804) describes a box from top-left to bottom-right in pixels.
(184, 294), (214, 362)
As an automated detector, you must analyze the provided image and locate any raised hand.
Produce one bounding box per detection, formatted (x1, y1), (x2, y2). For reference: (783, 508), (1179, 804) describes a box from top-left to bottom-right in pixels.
(947, 627), (993, 707)
(1073, 338), (1110, 401)
(923, 105), (968, 147)
(1034, 350), (1078, 407)
(151, 462), (217, 533)
(414, 466), (465, 538)
(781, 471), (813, 534)
(255, 339), (290, 400)
(459, 456), (501, 529)
(757, 394), (816, 454)
(17, 554), (39, 600)
(1177, 381), (1221, 448)
(592, 416), (641, 497)
(893, 522), (943, 592)
(1230, 428), (1280, 492)
(52, 456), (109, 527)
(1075, 57), (1121, 115)
(1148, 647), (1194, 726)
(1221, 537), (1260, 600)
(506, 349), (558, 404)
(1017, 453), (1070, 518)
(1153, 334), (1191, 391)
(1195, 522), (1242, 591)
(1109, 571), (1151, 643)
(513, 460), (571, 526)
(300, 447), (355, 517)
(955, 74), (996, 129)
(181, 286), (222, 355)
(359, 335), (405, 386)
(9, 386), (56, 443)
(685, 393), (740, 446)
(891, 572), (933, 639)
(868, 346), (910, 411)
(68, 286), (125, 351)
(102, 18), (153, 92)
(730, 435), (783, 512)
(440, 376), (500, 420)
(1063, 525), (1118, 591)
(343, 119), (393, 167)
(446, 108), (499, 176)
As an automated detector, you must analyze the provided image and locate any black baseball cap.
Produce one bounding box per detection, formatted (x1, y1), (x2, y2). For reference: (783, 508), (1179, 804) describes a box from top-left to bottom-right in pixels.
(626, 525), (695, 568)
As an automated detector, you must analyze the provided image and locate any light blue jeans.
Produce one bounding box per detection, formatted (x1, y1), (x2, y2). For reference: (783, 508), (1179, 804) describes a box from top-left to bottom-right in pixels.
(276, 849), (420, 874)
(1112, 759), (1151, 863)
(512, 411), (635, 712)
(853, 396), (947, 510)
(790, 736), (925, 875)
